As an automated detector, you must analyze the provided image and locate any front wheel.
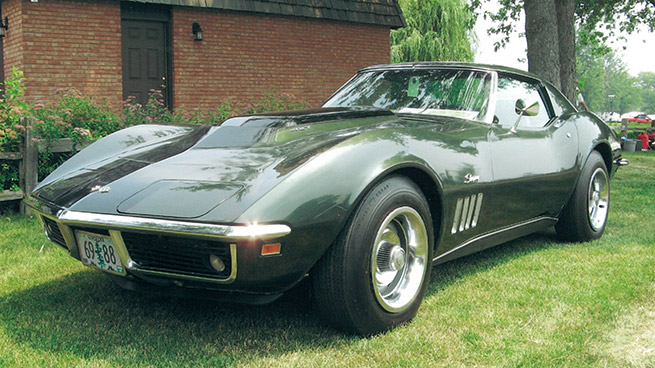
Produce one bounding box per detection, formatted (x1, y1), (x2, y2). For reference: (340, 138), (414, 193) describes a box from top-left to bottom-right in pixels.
(556, 151), (609, 241)
(312, 175), (434, 335)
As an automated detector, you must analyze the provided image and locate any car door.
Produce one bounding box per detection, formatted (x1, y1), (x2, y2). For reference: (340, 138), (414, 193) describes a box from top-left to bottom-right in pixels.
(486, 73), (579, 228)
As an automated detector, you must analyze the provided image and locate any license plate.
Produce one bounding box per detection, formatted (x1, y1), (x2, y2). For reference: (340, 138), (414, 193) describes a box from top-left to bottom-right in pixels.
(75, 230), (125, 276)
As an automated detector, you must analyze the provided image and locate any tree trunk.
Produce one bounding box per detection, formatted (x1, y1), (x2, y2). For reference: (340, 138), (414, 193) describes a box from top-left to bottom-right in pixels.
(524, 0), (561, 89)
(556, 0), (576, 103)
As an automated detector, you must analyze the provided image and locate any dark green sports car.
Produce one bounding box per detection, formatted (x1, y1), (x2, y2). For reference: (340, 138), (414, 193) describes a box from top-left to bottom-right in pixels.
(27, 63), (627, 335)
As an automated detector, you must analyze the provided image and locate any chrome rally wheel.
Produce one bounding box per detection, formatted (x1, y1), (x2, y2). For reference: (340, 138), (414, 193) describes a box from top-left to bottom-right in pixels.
(587, 167), (609, 231)
(372, 207), (428, 313)
(313, 175), (433, 335)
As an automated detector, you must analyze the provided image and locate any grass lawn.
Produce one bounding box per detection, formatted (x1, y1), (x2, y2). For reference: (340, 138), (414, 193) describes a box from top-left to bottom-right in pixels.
(1, 151), (654, 367)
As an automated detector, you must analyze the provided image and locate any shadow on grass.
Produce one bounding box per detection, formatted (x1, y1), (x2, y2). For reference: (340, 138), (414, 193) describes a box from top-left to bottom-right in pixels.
(1, 228), (563, 365)
(0, 270), (345, 366)
(426, 228), (562, 296)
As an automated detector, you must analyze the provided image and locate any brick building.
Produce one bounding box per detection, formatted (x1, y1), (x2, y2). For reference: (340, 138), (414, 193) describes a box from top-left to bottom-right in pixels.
(0, 0), (405, 112)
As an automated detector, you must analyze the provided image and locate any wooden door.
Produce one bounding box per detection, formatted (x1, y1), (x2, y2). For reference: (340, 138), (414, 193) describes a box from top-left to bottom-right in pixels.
(121, 19), (168, 107)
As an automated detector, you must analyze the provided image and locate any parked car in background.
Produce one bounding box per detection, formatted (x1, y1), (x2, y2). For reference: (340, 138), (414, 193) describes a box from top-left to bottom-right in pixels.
(26, 62), (627, 335)
(623, 113), (653, 124)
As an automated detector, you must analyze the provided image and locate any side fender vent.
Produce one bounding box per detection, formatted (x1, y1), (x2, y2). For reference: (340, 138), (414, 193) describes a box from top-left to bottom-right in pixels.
(451, 193), (483, 234)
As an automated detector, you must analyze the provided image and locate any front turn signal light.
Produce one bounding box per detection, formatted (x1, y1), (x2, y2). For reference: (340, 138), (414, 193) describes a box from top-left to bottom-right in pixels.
(261, 243), (281, 256)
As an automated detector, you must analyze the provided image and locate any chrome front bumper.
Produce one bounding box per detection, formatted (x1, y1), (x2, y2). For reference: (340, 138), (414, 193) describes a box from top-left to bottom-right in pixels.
(26, 198), (291, 285)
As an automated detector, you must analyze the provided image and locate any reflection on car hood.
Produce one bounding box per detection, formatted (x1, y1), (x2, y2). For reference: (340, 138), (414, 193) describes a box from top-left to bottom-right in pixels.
(31, 108), (405, 219)
(193, 107), (397, 149)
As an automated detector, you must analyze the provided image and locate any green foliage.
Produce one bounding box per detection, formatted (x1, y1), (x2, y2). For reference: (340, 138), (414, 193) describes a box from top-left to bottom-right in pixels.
(637, 72), (655, 114)
(0, 67), (30, 153)
(124, 89), (234, 126)
(32, 88), (121, 148)
(176, 102), (233, 126)
(474, 0), (655, 52)
(470, 0), (522, 51)
(37, 152), (75, 182)
(242, 92), (306, 115)
(123, 89), (177, 126)
(391, 0), (474, 62)
(0, 161), (20, 192)
(577, 42), (643, 113)
(577, 1), (655, 43)
(123, 90), (305, 126)
(0, 68), (31, 191)
(472, 0), (654, 103)
(29, 89), (123, 182)
(2, 67), (31, 112)
(624, 130), (642, 139)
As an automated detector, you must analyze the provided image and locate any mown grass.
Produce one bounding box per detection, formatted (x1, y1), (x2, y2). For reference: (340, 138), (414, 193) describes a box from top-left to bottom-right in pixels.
(1, 151), (654, 367)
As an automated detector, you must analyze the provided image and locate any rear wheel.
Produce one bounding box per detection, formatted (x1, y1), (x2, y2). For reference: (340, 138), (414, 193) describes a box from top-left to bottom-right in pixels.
(556, 151), (609, 241)
(313, 175), (433, 335)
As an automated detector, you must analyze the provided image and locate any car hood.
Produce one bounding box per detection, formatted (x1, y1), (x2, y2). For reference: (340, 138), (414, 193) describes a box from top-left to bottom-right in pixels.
(31, 107), (420, 221)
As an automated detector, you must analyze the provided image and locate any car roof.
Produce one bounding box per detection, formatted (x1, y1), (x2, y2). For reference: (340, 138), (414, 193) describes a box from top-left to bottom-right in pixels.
(359, 61), (540, 80)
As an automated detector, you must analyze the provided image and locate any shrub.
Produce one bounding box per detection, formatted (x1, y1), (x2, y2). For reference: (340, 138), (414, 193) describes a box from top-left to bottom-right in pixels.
(0, 67), (30, 153)
(0, 160), (20, 192)
(243, 92), (306, 115)
(0, 68), (30, 191)
(625, 131), (641, 140)
(124, 90), (305, 126)
(38, 152), (75, 182)
(123, 90), (235, 126)
(176, 102), (233, 126)
(32, 88), (121, 148)
(123, 89), (177, 126)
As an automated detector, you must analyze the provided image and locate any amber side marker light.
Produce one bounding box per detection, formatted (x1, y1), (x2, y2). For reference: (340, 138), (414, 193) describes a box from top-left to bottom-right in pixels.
(261, 243), (281, 256)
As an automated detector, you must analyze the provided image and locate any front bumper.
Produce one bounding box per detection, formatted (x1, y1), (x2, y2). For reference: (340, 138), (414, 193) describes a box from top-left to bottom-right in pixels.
(26, 197), (293, 293)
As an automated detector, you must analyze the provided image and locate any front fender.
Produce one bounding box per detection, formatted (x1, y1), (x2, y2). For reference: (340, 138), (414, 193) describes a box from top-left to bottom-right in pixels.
(232, 130), (442, 286)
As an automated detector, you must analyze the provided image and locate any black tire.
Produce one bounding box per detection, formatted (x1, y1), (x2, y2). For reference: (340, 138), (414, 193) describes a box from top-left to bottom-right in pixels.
(312, 175), (434, 335)
(556, 151), (609, 241)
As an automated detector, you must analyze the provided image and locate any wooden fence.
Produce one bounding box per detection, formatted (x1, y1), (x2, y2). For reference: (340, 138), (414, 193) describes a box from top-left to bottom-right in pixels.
(616, 119), (653, 138)
(0, 117), (88, 213)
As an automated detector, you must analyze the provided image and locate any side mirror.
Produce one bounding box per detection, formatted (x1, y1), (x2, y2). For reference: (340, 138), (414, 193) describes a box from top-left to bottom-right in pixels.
(514, 99), (526, 114)
(515, 99), (539, 116)
(511, 99), (540, 133)
(523, 101), (540, 117)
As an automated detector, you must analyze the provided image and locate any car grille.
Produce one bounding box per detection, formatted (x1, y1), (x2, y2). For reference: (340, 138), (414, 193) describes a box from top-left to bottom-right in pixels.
(42, 216), (67, 249)
(121, 232), (232, 279)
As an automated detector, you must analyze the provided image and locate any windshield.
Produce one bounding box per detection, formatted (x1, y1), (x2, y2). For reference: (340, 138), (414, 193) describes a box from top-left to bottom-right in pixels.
(324, 68), (493, 123)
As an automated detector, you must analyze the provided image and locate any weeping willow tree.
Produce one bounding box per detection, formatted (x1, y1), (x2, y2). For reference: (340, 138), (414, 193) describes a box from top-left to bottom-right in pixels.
(391, 0), (475, 63)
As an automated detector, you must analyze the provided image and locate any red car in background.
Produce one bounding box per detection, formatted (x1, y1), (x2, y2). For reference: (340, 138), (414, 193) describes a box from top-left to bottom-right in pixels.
(624, 114), (654, 124)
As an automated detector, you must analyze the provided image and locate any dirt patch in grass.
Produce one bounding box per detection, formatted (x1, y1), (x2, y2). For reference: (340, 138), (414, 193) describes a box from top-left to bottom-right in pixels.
(598, 286), (655, 367)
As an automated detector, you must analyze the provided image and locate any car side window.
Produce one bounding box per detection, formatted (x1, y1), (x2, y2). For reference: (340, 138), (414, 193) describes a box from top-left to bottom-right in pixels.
(494, 75), (551, 129)
(545, 84), (574, 116)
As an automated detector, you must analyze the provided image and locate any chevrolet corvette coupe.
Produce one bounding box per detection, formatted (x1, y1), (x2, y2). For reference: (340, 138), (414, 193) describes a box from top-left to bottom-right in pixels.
(27, 63), (626, 335)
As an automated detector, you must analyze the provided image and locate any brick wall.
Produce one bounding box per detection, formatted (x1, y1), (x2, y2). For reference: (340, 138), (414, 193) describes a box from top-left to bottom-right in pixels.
(1, 0), (23, 78)
(1, 1), (390, 112)
(171, 8), (390, 111)
(2, 0), (122, 107)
